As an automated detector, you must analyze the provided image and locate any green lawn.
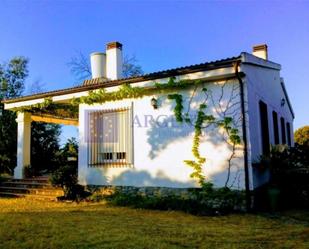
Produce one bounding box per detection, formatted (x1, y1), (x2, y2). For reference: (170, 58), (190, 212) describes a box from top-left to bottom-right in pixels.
(0, 198), (308, 249)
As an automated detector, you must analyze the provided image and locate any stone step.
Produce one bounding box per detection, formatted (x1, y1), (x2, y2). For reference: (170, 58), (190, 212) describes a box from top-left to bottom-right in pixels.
(2, 181), (60, 189)
(8, 179), (50, 184)
(0, 192), (58, 201)
(0, 186), (63, 196)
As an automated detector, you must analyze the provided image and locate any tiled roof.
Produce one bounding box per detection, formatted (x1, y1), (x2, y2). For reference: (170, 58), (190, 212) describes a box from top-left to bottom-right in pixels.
(3, 55), (241, 104)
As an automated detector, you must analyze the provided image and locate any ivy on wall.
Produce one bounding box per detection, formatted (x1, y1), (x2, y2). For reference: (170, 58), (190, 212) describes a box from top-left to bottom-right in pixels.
(167, 84), (242, 187)
(11, 98), (79, 119)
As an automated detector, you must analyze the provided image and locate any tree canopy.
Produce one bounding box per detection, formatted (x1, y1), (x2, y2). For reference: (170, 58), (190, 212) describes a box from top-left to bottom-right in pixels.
(294, 126), (309, 147)
(0, 57), (63, 175)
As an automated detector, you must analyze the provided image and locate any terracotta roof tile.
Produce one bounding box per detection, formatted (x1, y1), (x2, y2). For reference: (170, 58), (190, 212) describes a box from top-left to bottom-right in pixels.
(3, 55), (241, 104)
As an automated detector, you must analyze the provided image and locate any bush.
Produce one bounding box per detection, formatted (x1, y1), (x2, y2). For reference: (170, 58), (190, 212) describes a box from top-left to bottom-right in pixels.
(101, 183), (245, 215)
(267, 144), (309, 208)
(49, 164), (89, 201)
(23, 165), (38, 178)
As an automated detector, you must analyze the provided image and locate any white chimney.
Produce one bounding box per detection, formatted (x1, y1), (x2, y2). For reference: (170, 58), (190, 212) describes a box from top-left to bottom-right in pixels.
(106, 41), (123, 80)
(252, 44), (268, 60)
(90, 52), (106, 79)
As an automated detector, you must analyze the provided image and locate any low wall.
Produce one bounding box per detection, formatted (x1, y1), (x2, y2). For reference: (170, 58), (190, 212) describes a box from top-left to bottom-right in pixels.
(86, 185), (196, 198)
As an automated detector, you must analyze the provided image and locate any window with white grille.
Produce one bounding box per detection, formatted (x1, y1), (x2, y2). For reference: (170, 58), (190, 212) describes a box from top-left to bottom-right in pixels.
(86, 107), (133, 167)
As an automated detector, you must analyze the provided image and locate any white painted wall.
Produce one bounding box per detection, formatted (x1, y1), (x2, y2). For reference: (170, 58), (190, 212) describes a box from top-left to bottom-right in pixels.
(78, 80), (246, 189)
(241, 53), (294, 188)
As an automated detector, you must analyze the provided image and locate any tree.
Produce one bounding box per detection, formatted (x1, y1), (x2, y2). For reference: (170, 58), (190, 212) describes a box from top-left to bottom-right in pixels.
(68, 51), (143, 84)
(0, 57), (29, 174)
(28, 80), (62, 175)
(294, 126), (309, 147)
(0, 57), (62, 176)
(55, 137), (78, 167)
(122, 55), (143, 78)
(31, 122), (61, 174)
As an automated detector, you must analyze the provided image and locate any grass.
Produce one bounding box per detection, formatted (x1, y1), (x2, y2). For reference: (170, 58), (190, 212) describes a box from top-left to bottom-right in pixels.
(0, 198), (308, 249)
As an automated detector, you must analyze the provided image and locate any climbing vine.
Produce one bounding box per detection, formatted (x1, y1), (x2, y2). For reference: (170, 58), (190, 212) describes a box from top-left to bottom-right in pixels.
(167, 82), (242, 187)
(167, 94), (183, 122)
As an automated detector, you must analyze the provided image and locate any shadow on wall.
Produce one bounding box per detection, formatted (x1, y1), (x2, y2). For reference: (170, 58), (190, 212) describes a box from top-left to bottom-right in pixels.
(110, 170), (196, 188)
(83, 167), (110, 185)
(147, 115), (194, 159)
(82, 167), (195, 188)
(146, 90), (234, 160)
(209, 167), (244, 190)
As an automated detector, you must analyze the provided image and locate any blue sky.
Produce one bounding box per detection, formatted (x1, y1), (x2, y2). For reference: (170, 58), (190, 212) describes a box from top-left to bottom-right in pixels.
(0, 0), (308, 143)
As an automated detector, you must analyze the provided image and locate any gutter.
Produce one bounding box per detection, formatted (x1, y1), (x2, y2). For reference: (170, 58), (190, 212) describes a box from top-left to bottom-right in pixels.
(234, 60), (251, 211)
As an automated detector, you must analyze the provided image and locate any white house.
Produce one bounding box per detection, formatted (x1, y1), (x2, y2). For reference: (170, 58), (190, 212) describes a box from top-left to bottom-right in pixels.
(3, 42), (294, 194)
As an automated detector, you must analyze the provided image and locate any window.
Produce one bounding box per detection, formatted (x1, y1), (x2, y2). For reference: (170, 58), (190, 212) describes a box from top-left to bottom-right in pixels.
(286, 122), (291, 146)
(259, 100), (270, 155)
(86, 107), (133, 167)
(280, 117), (286, 144)
(272, 111), (279, 144)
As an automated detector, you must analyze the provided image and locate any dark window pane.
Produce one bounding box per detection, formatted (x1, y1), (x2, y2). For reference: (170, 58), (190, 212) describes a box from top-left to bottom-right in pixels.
(286, 122), (291, 146)
(280, 117), (286, 144)
(259, 101), (270, 155)
(272, 111), (279, 144)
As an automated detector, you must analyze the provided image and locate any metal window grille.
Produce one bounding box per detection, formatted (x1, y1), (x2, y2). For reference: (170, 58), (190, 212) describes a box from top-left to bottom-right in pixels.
(86, 107), (132, 167)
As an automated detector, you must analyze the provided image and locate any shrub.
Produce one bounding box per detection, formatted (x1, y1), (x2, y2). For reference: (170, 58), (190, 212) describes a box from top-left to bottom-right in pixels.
(23, 165), (38, 178)
(49, 164), (89, 201)
(100, 184), (245, 215)
(267, 144), (309, 208)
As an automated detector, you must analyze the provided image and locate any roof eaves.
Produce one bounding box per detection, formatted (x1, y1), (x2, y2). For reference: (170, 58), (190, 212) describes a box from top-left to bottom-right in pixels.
(2, 55), (241, 104)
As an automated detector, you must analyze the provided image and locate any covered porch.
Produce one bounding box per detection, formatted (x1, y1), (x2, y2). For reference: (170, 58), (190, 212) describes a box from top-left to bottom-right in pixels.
(8, 102), (78, 179)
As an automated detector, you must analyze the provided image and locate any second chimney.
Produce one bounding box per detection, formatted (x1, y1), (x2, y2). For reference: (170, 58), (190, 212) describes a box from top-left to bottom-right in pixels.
(106, 41), (123, 80)
(90, 52), (106, 79)
(252, 44), (268, 60)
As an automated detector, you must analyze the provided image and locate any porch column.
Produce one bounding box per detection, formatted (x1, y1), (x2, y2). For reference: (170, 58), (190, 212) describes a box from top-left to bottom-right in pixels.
(14, 112), (31, 179)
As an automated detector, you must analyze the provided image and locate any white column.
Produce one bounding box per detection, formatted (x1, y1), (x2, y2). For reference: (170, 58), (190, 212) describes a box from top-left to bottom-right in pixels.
(14, 112), (31, 179)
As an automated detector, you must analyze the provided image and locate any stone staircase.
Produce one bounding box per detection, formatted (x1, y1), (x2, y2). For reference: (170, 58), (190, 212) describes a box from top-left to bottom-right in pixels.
(0, 177), (64, 200)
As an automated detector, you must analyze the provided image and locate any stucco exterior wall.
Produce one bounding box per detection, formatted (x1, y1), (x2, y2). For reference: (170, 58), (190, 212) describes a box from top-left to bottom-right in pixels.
(78, 79), (246, 189)
(242, 58), (294, 188)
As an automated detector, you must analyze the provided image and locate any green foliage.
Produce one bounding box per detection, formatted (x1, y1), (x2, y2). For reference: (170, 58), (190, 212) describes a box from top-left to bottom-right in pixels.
(31, 122), (62, 175)
(0, 57), (29, 174)
(294, 126), (309, 147)
(0, 198), (308, 248)
(55, 137), (78, 167)
(73, 84), (146, 105)
(167, 94), (183, 122)
(104, 185), (245, 215)
(23, 165), (37, 178)
(184, 104), (209, 186)
(0, 173), (11, 184)
(256, 144), (309, 208)
(13, 98), (78, 119)
(0, 58), (65, 176)
(73, 78), (195, 106)
(166, 87), (241, 187)
(0, 56), (28, 98)
(50, 164), (88, 201)
(217, 117), (241, 145)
